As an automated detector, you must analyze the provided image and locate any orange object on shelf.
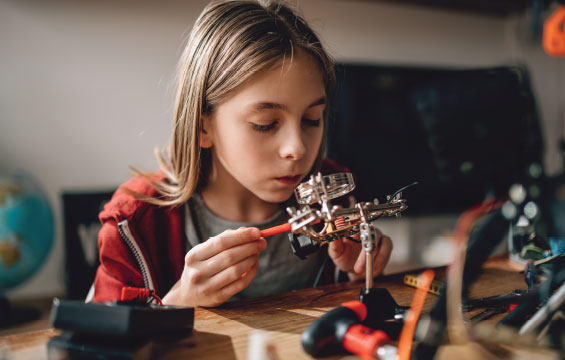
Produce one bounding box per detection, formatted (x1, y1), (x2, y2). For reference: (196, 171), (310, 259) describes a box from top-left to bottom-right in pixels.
(543, 5), (565, 56)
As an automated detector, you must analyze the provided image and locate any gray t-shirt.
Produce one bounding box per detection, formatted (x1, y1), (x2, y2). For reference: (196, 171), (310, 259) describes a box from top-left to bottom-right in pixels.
(185, 193), (324, 300)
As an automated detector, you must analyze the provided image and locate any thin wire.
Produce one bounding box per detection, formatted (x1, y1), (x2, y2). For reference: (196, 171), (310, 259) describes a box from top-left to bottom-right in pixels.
(388, 181), (419, 202)
(372, 181), (420, 222)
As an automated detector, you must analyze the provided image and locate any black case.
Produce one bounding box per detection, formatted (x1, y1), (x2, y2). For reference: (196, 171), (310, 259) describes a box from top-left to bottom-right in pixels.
(50, 298), (194, 338)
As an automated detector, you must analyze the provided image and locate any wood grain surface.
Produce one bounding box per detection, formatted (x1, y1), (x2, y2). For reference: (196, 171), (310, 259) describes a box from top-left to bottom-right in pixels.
(1, 265), (548, 360)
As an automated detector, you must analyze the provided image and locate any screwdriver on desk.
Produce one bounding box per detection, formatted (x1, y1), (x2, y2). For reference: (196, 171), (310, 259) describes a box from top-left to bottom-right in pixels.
(468, 306), (509, 323)
(301, 300), (395, 359)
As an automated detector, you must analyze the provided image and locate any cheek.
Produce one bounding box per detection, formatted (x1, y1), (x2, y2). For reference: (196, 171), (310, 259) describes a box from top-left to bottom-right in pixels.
(239, 132), (273, 156)
(220, 131), (273, 169)
(305, 127), (324, 158)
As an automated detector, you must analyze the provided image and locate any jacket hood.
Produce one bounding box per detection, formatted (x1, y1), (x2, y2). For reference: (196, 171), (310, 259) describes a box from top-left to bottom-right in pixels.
(99, 174), (165, 224)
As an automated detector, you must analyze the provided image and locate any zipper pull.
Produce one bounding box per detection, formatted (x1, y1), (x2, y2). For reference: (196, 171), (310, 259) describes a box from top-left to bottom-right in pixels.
(120, 286), (163, 305)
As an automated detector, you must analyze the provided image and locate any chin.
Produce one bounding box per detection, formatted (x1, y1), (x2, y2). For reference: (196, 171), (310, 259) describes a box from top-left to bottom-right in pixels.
(258, 189), (294, 204)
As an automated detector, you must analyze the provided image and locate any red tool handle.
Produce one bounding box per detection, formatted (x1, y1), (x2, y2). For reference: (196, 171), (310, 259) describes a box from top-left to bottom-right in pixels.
(260, 219), (322, 238)
(343, 324), (390, 358)
(260, 223), (292, 237)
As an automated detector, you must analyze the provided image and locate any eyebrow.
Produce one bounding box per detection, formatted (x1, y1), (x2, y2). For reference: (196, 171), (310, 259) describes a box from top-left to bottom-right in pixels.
(250, 96), (326, 112)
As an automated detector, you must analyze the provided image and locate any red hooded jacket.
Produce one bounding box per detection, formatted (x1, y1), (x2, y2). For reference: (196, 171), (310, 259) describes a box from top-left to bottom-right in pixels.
(93, 158), (350, 302)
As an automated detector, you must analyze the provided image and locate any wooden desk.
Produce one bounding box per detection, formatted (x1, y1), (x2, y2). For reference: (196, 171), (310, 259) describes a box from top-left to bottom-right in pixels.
(0, 265), (541, 359)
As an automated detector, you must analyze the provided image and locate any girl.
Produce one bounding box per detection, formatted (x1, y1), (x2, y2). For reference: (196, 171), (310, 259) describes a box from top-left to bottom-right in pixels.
(93, 0), (392, 307)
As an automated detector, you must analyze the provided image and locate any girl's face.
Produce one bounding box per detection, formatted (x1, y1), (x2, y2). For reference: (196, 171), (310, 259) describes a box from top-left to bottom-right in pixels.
(203, 50), (326, 204)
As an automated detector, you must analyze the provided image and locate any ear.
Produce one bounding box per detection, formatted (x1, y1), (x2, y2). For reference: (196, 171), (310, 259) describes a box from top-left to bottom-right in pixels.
(199, 115), (213, 149)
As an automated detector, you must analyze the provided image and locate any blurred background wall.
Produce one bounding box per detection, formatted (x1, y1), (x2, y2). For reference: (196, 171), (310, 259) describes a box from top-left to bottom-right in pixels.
(1, 0), (564, 299)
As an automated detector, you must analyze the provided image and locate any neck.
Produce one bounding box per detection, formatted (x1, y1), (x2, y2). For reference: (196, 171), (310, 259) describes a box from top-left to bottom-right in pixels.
(200, 164), (281, 224)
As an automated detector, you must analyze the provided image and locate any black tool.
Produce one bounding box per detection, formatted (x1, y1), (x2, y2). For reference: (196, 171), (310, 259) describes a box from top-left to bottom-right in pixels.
(498, 255), (565, 328)
(49, 298), (194, 359)
(462, 290), (526, 312)
(50, 298), (194, 338)
(413, 209), (510, 360)
(468, 307), (508, 323)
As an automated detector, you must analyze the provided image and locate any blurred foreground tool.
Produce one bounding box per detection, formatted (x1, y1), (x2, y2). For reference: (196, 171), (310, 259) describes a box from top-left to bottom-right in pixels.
(397, 270), (435, 360)
(301, 300), (394, 359)
(462, 290), (526, 312)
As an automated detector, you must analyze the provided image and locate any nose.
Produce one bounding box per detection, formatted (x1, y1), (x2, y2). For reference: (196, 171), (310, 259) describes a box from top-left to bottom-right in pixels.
(279, 125), (306, 161)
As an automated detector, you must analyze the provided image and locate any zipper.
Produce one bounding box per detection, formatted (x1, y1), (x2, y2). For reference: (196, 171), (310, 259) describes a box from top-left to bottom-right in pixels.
(117, 220), (155, 291)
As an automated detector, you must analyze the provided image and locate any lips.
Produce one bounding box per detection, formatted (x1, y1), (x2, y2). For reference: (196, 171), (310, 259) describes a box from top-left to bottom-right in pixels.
(275, 175), (302, 185)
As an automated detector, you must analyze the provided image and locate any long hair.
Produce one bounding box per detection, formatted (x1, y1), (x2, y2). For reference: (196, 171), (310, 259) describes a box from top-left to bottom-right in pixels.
(137, 0), (335, 206)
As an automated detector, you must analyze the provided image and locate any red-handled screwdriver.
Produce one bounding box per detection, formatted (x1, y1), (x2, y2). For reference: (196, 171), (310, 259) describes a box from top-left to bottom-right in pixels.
(301, 300), (392, 358)
(259, 223), (292, 237)
(259, 219), (321, 238)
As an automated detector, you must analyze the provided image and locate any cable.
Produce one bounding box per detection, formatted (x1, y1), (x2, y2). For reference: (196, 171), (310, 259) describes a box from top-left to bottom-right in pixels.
(313, 245), (330, 288)
(412, 199), (505, 359)
(397, 269), (435, 360)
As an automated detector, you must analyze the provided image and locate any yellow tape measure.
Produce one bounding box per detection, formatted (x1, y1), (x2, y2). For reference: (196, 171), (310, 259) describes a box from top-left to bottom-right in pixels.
(403, 274), (443, 295)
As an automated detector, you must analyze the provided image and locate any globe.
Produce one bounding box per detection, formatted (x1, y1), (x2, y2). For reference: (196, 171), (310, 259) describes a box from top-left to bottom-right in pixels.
(0, 172), (54, 292)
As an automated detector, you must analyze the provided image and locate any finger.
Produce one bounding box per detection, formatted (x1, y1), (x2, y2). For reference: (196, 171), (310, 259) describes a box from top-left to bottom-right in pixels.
(373, 227), (383, 245)
(215, 259), (259, 304)
(372, 235), (392, 277)
(203, 241), (266, 277)
(353, 249), (366, 274)
(191, 227), (263, 261)
(207, 253), (259, 291)
(328, 238), (345, 260)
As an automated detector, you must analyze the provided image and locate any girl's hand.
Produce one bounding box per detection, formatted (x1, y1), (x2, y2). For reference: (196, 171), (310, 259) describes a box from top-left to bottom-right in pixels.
(328, 228), (392, 280)
(163, 227), (266, 307)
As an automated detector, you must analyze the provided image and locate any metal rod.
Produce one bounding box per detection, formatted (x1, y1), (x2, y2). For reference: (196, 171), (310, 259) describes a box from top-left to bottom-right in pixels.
(365, 249), (373, 289)
(333, 202), (404, 218)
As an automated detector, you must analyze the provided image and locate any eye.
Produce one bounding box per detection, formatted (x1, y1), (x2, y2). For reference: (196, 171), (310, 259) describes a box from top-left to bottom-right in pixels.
(302, 118), (321, 127)
(251, 121), (278, 132)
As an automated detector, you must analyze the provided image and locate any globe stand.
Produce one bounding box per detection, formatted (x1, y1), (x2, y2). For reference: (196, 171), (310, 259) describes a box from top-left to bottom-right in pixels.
(0, 294), (40, 328)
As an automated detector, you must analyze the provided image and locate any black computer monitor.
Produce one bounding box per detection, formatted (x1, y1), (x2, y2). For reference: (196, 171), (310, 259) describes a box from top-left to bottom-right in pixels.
(327, 64), (544, 215)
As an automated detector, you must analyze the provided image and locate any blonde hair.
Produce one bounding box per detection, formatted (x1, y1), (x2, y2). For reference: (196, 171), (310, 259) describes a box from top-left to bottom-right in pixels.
(138, 0), (335, 206)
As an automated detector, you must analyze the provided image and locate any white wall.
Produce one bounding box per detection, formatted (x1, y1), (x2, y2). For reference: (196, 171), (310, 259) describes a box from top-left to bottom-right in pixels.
(1, 0), (210, 299)
(505, 8), (565, 176)
(1, 0), (562, 299)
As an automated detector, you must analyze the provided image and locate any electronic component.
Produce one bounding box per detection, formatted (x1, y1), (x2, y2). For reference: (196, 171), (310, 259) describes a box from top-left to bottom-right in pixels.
(50, 298), (194, 338)
(260, 172), (410, 245)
